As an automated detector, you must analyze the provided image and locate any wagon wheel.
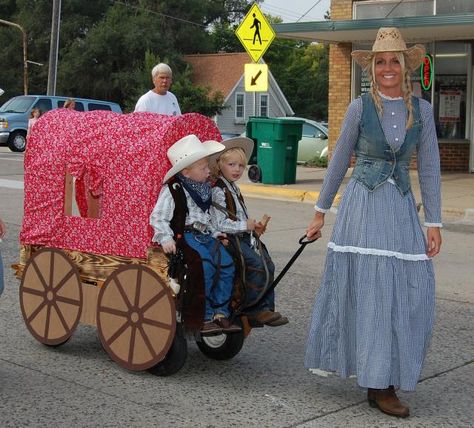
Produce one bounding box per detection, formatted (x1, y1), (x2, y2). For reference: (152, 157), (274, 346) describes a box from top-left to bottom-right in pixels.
(20, 248), (83, 346)
(97, 265), (176, 371)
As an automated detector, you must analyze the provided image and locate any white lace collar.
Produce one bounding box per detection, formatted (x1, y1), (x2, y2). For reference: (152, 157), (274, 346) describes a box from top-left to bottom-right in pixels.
(378, 91), (403, 101)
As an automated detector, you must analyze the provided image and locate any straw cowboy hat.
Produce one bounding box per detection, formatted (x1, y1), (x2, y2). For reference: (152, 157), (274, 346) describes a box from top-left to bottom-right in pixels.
(209, 136), (254, 169)
(163, 134), (225, 183)
(352, 27), (425, 72)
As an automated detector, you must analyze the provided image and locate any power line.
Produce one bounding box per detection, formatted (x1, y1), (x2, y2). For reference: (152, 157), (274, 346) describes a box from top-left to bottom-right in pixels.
(296, 0), (325, 22)
(111, 0), (206, 27)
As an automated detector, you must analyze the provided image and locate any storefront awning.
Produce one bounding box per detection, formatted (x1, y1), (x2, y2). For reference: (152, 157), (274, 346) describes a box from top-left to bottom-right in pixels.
(273, 13), (474, 44)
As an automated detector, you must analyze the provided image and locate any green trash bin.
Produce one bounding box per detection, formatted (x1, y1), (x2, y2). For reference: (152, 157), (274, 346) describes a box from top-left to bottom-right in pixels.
(247, 117), (303, 184)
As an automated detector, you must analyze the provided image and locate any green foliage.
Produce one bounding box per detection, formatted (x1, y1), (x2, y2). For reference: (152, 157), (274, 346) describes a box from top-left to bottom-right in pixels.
(0, 0), (327, 121)
(305, 156), (328, 168)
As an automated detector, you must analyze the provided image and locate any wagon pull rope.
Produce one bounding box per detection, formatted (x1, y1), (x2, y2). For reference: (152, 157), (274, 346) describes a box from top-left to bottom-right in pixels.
(241, 235), (317, 314)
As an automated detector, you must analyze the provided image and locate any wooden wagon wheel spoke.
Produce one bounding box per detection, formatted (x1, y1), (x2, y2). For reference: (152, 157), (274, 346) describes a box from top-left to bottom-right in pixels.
(52, 301), (74, 333)
(31, 259), (49, 291)
(127, 325), (138, 365)
(142, 317), (173, 330)
(113, 276), (133, 311)
(20, 249), (82, 346)
(97, 265), (176, 371)
(140, 288), (167, 313)
(97, 306), (129, 318)
(21, 286), (45, 298)
(106, 319), (130, 347)
(53, 269), (76, 293)
(134, 268), (142, 308)
(26, 300), (47, 324)
(55, 295), (81, 306)
(44, 304), (52, 339)
(137, 325), (157, 360)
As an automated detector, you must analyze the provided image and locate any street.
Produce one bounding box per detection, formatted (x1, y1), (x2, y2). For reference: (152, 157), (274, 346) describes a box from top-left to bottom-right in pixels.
(0, 148), (473, 427)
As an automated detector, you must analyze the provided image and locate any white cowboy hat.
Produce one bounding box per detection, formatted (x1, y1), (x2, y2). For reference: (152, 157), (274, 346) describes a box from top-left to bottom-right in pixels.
(209, 136), (254, 170)
(352, 27), (425, 72)
(163, 134), (225, 183)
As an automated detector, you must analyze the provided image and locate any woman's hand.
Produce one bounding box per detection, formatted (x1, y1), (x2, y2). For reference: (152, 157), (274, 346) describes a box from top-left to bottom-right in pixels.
(161, 239), (176, 254)
(306, 212), (324, 241)
(426, 227), (441, 257)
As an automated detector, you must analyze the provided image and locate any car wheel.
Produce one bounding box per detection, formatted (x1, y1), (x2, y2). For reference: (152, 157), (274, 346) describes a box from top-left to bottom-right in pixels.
(248, 164), (262, 183)
(8, 131), (27, 152)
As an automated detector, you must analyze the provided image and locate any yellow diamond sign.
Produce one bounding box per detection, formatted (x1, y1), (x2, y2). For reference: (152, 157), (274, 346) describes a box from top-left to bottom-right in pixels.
(236, 3), (275, 63)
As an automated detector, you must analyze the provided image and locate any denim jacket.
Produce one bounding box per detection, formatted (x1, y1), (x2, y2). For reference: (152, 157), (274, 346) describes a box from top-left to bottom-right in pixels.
(351, 93), (421, 195)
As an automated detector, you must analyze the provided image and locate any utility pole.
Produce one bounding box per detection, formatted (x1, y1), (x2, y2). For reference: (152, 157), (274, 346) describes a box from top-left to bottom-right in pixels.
(47, 0), (62, 95)
(0, 19), (28, 95)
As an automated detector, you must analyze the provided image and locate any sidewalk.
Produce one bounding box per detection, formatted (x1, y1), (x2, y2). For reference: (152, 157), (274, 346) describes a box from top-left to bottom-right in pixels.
(239, 166), (474, 224)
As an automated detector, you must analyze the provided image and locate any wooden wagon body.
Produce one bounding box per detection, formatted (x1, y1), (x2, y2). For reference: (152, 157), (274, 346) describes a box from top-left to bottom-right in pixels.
(13, 109), (224, 374)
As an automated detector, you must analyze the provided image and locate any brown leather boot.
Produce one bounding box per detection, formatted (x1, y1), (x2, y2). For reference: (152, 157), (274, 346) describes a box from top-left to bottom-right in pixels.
(367, 386), (410, 418)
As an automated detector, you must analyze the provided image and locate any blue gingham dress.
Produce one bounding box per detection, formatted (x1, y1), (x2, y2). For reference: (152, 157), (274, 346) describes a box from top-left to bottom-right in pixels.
(305, 95), (442, 391)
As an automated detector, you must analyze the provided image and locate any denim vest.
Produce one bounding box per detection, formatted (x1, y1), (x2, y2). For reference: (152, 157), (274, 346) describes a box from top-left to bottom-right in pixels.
(351, 93), (421, 195)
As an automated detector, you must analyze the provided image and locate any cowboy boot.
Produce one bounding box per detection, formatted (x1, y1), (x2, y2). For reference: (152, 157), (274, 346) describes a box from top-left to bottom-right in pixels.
(367, 386), (410, 418)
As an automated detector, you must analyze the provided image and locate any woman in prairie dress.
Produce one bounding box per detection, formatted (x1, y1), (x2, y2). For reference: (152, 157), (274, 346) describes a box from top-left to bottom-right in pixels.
(305, 27), (442, 418)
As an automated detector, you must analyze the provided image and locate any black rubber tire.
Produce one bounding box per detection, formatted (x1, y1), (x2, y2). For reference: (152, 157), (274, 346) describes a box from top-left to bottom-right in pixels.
(8, 130), (27, 152)
(196, 329), (245, 360)
(148, 323), (187, 376)
(248, 164), (262, 183)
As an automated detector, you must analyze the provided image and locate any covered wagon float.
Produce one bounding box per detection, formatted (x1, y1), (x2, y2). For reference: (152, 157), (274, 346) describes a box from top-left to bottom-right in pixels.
(12, 108), (258, 376)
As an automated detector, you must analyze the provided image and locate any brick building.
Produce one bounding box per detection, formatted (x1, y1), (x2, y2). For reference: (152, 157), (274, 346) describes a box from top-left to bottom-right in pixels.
(274, 0), (474, 172)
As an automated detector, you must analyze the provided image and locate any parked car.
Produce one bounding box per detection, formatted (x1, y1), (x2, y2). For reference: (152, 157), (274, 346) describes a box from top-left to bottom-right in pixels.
(0, 95), (122, 152)
(233, 117), (329, 165)
(277, 117), (328, 163)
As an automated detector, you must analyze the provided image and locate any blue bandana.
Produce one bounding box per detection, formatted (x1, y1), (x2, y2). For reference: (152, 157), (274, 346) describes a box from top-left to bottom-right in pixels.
(177, 174), (212, 212)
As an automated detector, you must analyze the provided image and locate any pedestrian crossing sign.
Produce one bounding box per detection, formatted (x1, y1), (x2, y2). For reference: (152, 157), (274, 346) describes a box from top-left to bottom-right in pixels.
(236, 3), (276, 63)
(245, 63), (268, 92)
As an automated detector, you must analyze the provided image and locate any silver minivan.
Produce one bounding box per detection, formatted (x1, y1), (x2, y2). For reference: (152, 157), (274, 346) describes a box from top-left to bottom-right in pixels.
(0, 95), (122, 152)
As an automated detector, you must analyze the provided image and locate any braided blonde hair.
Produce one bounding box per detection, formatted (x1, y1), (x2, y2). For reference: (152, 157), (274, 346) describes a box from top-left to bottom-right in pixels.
(369, 52), (415, 129)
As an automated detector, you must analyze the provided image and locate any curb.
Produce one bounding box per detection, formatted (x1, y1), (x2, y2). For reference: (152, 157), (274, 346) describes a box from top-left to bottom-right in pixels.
(240, 183), (474, 225)
(240, 183), (341, 205)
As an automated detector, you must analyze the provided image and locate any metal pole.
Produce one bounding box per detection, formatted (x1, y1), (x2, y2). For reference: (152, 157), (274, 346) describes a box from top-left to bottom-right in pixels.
(0, 19), (28, 95)
(47, 0), (61, 95)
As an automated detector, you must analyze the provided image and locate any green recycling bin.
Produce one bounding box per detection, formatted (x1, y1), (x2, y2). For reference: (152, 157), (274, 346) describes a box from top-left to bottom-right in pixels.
(247, 117), (303, 184)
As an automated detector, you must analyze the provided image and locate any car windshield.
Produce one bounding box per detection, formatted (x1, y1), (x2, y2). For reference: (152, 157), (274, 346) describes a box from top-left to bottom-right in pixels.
(0, 96), (35, 113)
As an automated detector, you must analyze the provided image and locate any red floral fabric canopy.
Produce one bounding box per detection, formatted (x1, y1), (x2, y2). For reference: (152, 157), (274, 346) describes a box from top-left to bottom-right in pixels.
(20, 109), (221, 258)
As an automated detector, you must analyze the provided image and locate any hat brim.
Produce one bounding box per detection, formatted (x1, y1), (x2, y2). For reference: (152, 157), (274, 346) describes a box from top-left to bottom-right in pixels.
(163, 140), (224, 183)
(352, 44), (425, 71)
(209, 137), (254, 170)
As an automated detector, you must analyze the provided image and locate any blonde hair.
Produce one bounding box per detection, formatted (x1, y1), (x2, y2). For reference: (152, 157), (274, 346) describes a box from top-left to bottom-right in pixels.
(63, 98), (76, 109)
(212, 147), (247, 178)
(369, 51), (415, 129)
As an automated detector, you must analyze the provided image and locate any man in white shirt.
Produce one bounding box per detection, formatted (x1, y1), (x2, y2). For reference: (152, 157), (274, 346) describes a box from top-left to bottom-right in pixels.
(134, 63), (181, 116)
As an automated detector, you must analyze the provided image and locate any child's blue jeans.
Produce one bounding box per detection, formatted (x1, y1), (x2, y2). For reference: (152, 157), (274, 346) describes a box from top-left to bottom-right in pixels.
(184, 232), (235, 321)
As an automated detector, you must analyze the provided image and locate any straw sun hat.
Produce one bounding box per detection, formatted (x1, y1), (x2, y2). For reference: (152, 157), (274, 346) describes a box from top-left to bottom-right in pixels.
(351, 27), (425, 72)
(163, 134), (225, 183)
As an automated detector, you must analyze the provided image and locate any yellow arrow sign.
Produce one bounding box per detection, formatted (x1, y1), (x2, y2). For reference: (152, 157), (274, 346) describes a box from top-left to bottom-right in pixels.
(245, 63), (268, 92)
(236, 3), (275, 63)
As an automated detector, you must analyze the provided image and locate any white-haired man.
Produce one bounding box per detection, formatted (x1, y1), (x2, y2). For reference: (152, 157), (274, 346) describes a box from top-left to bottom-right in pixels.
(135, 63), (181, 115)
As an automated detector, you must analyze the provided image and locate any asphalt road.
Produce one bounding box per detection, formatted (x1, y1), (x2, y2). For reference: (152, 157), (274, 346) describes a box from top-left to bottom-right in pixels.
(0, 148), (473, 427)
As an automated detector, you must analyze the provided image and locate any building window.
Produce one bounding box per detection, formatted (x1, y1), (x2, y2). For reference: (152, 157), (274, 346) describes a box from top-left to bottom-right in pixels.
(235, 93), (245, 119)
(354, 0), (434, 19)
(259, 94), (269, 117)
(433, 42), (470, 140)
(437, 0), (474, 14)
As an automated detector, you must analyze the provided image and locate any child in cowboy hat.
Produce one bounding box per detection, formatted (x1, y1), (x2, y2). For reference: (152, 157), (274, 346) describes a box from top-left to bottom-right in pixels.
(210, 137), (288, 327)
(150, 134), (241, 336)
